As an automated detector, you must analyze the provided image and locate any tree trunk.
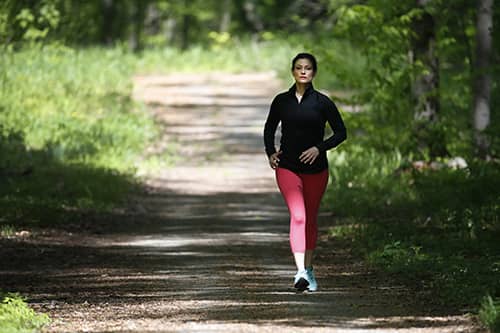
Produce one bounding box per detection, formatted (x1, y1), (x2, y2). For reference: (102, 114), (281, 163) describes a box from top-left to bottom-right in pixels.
(101, 0), (115, 45)
(412, 10), (439, 122)
(473, 0), (493, 158)
(145, 2), (161, 35)
(243, 0), (264, 33)
(220, 0), (232, 33)
(180, 0), (191, 50)
(411, 4), (444, 158)
(163, 17), (176, 46)
(129, 0), (147, 52)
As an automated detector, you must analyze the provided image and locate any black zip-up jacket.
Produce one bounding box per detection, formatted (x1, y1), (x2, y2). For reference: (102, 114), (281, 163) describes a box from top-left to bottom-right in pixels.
(263, 83), (347, 174)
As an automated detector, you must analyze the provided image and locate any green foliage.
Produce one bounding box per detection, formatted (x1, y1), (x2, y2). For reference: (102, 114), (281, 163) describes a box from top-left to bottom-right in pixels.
(0, 45), (158, 226)
(0, 225), (16, 238)
(0, 39), (316, 228)
(135, 37), (300, 76)
(327, 133), (500, 232)
(323, 3), (416, 153)
(323, 0), (487, 159)
(0, 45), (155, 170)
(0, 0), (337, 49)
(367, 241), (429, 273)
(1, 0), (60, 46)
(15, 0), (60, 42)
(323, 1), (499, 310)
(480, 295), (500, 333)
(326, 139), (500, 307)
(0, 292), (50, 333)
(325, 141), (410, 217)
(301, 37), (366, 90)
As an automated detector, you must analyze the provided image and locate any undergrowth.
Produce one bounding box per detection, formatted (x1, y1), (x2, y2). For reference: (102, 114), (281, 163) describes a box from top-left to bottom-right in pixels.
(0, 292), (50, 333)
(0, 45), (156, 228)
(325, 139), (500, 325)
(480, 295), (500, 333)
(136, 37), (297, 77)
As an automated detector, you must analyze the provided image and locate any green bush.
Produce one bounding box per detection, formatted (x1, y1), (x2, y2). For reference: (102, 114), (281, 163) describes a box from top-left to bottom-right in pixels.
(0, 293), (50, 333)
(479, 295), (500, 333)
(325, 142), (413, 218)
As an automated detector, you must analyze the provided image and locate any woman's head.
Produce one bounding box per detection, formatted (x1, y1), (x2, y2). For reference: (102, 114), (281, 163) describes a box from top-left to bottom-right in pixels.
(291, 53), (317, 84)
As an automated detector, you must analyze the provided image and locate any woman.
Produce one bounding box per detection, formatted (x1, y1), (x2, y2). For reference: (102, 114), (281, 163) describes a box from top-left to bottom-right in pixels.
(263, 53), (346, 292)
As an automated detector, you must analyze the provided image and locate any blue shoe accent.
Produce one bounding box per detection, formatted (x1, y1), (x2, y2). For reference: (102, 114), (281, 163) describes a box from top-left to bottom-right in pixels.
(294, 270), (309, 291)
(306, 267), (318, 291)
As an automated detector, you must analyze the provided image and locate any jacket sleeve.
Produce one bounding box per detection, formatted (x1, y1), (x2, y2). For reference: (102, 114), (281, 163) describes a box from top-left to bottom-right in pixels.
(263, 96), (281, 157)
(316, 96), (347, 153)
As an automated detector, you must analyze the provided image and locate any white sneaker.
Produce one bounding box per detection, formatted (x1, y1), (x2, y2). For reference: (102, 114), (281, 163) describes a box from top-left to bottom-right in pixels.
(306, 267), (318, 291)
(294, 270), (309, 291)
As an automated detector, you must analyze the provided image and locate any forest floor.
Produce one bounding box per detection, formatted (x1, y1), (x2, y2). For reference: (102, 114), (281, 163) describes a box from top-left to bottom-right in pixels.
(1, 73), (485, 332)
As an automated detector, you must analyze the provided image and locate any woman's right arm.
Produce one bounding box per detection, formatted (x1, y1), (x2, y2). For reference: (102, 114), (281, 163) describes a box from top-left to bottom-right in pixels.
(263, 96), (281, 158)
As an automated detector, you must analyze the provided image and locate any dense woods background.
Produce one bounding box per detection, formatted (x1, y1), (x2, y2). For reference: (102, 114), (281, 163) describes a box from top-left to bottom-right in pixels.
(0, 0), (499, 331)
(2, 0), (499, 157)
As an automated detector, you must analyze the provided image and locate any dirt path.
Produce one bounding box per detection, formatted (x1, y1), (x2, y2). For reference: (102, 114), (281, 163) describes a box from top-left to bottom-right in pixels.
(1, 73), (483, 332)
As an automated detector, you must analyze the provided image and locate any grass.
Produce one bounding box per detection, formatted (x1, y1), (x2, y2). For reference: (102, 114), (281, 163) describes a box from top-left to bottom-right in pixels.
(480, 295), (500, 333)
(0, 225), (16, 238)
(135, 36), (300, 78)
(135, 34), (362, 91)
(0, 45), (163, 228)
(0, 46), (156, 171)
(325, 137), (500, 319)
(0, 293), (50, 333)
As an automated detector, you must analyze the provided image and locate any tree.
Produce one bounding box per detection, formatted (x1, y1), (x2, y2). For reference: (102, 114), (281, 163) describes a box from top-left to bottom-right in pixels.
(219, 0), (231, 33)
(129, 0), (148, 52)
(101, 0), (115, 45)
(411, 1), (445, 158)
(242, 0), (264, 37)
(473, 0), (494, 158)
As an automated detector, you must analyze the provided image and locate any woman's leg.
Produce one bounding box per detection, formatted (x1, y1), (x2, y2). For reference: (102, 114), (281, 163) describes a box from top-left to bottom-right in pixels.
(275, 167), (310, 290)
(305, 250), (314, 269)
(301, 169), (329, 291)
(275, 167), (307, 256)
(293, 253), (305, 272)
(302, 169), (329, 267)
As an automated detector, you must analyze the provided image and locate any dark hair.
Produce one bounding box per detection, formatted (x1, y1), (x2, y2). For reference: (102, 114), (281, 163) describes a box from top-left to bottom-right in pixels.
(291, 53), (317, 73)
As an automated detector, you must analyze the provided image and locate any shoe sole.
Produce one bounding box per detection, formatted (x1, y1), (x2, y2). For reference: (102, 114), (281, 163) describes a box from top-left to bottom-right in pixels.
(294, 277), (309, 291)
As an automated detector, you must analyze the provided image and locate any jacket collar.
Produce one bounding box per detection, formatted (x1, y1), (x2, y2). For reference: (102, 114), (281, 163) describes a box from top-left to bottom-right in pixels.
(288, 82), (315, 98)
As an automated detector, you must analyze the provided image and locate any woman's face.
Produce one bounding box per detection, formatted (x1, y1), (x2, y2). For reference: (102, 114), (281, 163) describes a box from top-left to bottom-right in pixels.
(292, 58), (315, 84)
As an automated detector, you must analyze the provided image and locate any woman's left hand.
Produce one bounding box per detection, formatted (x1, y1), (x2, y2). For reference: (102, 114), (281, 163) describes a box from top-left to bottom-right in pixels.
(300, 146), (320, 164)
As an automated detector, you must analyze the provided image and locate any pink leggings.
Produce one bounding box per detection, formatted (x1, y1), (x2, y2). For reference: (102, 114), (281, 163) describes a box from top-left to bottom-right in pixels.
(276, 167), (329, 253)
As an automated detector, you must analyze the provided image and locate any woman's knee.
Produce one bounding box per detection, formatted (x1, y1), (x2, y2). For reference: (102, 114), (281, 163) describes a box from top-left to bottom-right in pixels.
(290, 213), (306, 226)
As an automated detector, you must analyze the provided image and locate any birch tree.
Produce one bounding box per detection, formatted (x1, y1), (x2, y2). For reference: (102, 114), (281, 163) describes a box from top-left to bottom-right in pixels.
(473, 0), (494, 158)
(411, 1), (444, 158)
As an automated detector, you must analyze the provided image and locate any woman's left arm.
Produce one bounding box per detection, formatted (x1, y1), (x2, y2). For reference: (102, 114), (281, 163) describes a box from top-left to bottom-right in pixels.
(315, 96), (347, 153)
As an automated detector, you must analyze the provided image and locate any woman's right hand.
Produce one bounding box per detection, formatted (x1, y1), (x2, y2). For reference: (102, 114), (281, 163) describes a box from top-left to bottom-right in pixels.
(269, 151), (282, 169)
